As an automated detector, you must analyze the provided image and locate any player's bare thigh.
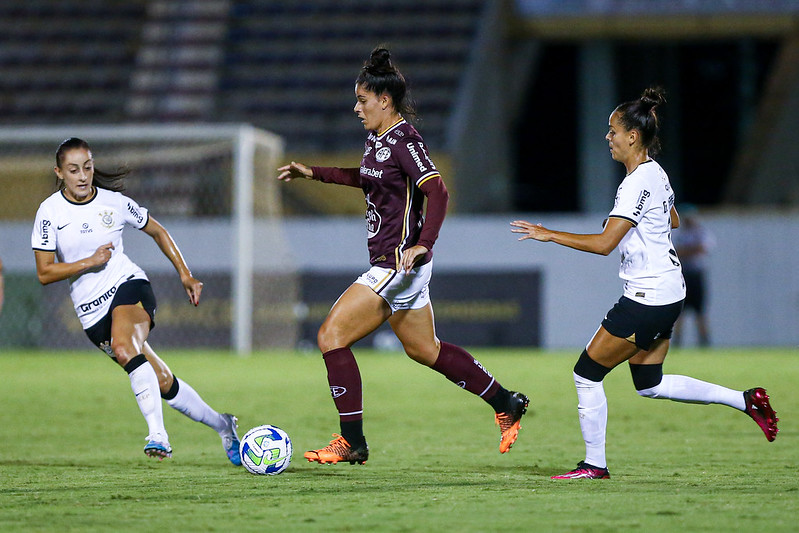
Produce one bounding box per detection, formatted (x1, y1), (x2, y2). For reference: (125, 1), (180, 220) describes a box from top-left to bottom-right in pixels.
(389, 302), (440, 366)
(586, 326), (640, 369)
(110, 304), (152, 365)
(317, 283), (391, 352)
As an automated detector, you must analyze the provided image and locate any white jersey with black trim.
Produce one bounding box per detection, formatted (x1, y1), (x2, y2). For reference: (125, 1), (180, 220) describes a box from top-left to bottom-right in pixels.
(31, 188), (150, 328)
(607, 160), (685, 306)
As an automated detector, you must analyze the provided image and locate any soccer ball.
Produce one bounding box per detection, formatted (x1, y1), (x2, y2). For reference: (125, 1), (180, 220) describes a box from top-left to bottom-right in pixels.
(239, 425), (292, 475)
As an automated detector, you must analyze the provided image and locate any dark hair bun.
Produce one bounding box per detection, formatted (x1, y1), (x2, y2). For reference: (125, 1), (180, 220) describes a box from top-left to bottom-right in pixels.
(365, 47), (393, 75)
(640, 86), (666, 109)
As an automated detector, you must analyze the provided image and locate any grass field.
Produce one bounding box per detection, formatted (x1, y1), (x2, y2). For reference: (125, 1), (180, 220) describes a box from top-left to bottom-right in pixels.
(0, 348), (796, 532)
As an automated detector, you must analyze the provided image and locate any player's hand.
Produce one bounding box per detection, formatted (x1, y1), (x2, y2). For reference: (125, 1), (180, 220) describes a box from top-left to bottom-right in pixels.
(89, 243), (115, 266)
(277, 161), (314, 182)
(182, 276), (203, 306)
(400, 245), (428, 274)
(510, 220), (552, 242)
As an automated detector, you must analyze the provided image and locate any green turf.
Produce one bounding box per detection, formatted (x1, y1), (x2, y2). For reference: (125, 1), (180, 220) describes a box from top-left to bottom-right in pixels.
(0, 348), (796, 532)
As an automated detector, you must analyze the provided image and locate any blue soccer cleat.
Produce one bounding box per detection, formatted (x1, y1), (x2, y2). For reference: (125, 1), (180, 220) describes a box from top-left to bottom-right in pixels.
(221, 413), (242, 466)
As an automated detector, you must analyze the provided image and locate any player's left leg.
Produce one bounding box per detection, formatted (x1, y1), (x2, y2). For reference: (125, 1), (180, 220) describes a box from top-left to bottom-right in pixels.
(389, 304), (529, 453)
(143, 342), (242, 465)
(629, 339), (778, 441)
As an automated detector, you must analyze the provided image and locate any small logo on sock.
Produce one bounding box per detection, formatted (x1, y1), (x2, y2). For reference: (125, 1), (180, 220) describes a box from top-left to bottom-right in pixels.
(456, 381), (466, 389)
(331, 386), (347, 398)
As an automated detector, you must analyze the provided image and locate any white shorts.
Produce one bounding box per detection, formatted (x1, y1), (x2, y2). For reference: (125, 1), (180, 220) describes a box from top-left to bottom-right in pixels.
(354, 261), (432, 313)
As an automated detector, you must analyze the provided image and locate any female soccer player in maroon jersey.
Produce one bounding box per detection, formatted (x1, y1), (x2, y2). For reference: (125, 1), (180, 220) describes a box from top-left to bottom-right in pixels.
(278, 47), (528, 464)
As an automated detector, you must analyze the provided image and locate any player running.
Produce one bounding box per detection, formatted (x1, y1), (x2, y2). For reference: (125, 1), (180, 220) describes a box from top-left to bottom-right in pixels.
(278, 47), (528, 465)
(32, 137), (241, 464)
(511, 87), (778, 479)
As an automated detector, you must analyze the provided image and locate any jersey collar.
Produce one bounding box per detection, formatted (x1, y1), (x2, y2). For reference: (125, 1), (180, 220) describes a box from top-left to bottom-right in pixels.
(376, 118), (405, 138)
(60, 186), (98, 206)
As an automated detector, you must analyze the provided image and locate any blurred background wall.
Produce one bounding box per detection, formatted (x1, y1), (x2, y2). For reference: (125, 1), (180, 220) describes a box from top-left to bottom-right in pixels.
(0, 0), (797, 350)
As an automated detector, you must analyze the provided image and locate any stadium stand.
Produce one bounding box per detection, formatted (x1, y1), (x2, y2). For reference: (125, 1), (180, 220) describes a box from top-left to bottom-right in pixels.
(0, 1), (148, 123)
(0, 0), (485, 152)
(218, 0), (485, 150)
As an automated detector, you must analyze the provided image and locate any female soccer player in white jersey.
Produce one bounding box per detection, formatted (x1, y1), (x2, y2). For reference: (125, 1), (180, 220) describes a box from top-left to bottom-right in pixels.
(31, 137), (241, 464)
(511, 87), (778, 479)
(277, 47), (528, 465)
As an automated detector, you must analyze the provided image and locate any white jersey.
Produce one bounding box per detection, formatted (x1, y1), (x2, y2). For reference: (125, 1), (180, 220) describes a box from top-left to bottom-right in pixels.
(608, 160), (685, 306)
(32, 188), (150, 328)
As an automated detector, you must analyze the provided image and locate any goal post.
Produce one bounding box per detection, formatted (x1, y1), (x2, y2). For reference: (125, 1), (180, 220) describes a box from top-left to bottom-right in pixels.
(0, 124), (286, 355)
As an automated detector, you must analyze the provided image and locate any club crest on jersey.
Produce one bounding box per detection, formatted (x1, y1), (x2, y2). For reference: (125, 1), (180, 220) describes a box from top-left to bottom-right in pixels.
(99, 210), (114, 228)
(375, 146), (391, 162)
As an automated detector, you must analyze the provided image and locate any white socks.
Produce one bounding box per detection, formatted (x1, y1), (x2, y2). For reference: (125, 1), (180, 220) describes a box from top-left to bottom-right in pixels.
(637, 375), (746, 410)
(166, 378), (227, 434)
(128, 361), (168, 442)
(573, 372), (608, 469)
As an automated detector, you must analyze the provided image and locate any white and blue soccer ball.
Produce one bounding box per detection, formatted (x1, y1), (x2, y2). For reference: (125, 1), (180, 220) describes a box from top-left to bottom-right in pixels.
(239, 425), (292, 475)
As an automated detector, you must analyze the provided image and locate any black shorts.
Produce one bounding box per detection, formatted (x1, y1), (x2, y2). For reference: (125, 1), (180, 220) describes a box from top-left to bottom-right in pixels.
(84, 279), (157, 356)
(601, 296), (684, 351)
(682, 270), (706, 313)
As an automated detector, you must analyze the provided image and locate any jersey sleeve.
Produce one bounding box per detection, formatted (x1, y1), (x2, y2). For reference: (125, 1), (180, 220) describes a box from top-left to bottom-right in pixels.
(395, 139), (441, 187)
(119, 193), (150, 230)
(608, 174), (653, 227)
(311, 166), (362, 188)
(31, 203), (56, 252)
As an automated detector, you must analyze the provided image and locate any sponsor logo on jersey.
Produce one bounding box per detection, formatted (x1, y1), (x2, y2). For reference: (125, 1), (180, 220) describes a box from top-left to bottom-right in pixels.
(633, 189), (650, 217)
(406, 142), (428, 173)
(127, 202), (144, 225)
(361, 166), (384, 179)
(363, 145), (373, 157)
(99, 210), (114, 228)
(57, 222), (70, 230)
(80, 222), (93, 234)
(78, 286), (117, 313)
(40, 219), (51, 245)
(365, 195), (382, 238)
(375, 147), (391, 162)
(386, 136), (397, 145)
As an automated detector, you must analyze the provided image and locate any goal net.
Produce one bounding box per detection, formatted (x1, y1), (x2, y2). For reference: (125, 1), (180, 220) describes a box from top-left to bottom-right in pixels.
(0, 124), (294, 354)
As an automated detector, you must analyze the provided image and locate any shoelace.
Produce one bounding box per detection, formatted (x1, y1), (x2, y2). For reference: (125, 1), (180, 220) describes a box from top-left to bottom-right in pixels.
(495, 412), (516, 433)
(318, 434), (351, 455)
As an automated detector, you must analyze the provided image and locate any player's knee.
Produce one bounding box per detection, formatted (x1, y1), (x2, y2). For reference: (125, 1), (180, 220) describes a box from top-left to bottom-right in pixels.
(317, 323), (345, 353)
(630, 363), (664, 397)
(110, 340), (137, 365)
(403, 344), (437, 366)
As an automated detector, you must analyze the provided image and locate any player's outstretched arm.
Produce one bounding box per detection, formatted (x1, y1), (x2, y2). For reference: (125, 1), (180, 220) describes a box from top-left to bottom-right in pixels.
(510, 217), (632, 256)
(277, 161), (314, 182)
(142, 217), (203, 306)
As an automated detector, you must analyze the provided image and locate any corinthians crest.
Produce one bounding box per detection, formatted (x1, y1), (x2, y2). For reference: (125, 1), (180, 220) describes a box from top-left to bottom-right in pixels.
(99, 210), (114, 228)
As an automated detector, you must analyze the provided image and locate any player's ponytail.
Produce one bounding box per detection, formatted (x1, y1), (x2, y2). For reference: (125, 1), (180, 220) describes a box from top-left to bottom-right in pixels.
(55, 137), (129, 192)
(356, 46), (417, 121)
(615, 86), (667, 156)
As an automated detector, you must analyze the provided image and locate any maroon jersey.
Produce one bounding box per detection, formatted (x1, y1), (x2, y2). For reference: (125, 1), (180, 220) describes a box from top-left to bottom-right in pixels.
(312, 119), (445, 270)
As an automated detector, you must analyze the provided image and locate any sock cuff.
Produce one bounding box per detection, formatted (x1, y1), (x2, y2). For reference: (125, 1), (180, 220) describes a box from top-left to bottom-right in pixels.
(123, 354), (148, 374)
(323, 347), (353, 360)
(573, 350), (611, 382)
(629, 363), (664, 391)
(161, 376), (180, 400)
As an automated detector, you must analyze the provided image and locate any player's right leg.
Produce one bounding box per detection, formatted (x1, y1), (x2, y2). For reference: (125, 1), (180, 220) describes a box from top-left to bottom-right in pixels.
(389, 303), (530, 453)
(110, 304), (172, 459)
(304, 283), (391, 465)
